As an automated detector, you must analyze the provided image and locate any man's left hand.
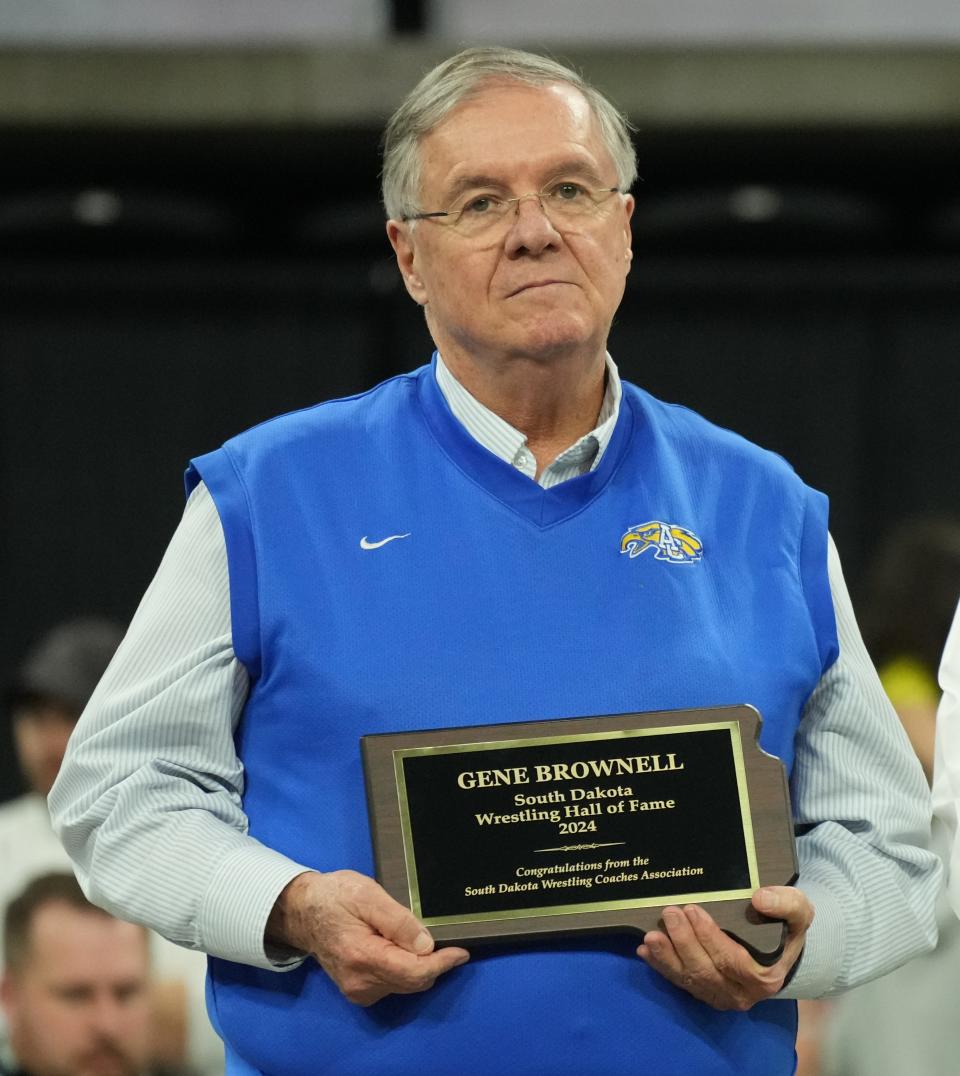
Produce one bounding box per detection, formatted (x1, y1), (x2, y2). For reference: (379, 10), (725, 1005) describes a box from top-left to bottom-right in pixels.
(636, 886), (813, 1010)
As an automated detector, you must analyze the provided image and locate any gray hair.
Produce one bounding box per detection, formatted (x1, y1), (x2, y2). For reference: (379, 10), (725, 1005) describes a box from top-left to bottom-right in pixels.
(381, 46), (637, 221)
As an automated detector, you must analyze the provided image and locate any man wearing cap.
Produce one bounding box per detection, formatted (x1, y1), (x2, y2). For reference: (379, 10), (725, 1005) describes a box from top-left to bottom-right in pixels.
(0, 619), (124, 922)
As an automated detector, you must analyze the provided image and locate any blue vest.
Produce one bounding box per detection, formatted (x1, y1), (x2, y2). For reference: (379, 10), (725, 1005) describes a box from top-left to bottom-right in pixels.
(188, 359), (838, 1076)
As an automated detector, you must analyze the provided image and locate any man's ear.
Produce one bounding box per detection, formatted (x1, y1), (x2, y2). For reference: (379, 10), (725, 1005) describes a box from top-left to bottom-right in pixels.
(386, 220), (428, 306)
(622, 193), (635, 273)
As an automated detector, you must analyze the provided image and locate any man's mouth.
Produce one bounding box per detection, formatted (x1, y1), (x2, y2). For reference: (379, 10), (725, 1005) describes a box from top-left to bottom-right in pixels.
(507, 280), (570, 298)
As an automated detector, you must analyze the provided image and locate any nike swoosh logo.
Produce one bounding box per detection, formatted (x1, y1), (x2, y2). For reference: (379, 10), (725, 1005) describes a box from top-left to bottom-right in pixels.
(360, 533), (411, 550)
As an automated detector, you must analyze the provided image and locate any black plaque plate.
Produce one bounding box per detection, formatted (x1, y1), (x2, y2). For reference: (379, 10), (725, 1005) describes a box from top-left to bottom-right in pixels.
(361, 705), (796, 963)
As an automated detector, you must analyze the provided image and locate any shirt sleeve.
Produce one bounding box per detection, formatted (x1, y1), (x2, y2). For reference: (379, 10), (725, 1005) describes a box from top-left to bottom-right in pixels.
(933, 599), (960, 916)
(48, 482), (309, 971)
(780, 535), (941, 998)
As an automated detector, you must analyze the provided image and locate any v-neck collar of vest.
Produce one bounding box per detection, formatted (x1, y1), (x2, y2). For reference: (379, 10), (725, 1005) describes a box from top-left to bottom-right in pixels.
(417, 356), (637, 529)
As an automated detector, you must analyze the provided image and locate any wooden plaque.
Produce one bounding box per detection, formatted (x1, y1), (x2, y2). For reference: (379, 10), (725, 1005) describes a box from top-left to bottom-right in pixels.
(361, 705), (796, 964)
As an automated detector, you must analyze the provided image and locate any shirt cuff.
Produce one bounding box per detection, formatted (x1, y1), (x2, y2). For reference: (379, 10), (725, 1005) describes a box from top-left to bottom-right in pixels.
(776, 877), (845, 999)
(198, 840), (313, 970)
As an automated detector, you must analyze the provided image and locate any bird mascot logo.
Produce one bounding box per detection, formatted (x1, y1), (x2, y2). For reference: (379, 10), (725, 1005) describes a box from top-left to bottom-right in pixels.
(619, 521), (703, 564)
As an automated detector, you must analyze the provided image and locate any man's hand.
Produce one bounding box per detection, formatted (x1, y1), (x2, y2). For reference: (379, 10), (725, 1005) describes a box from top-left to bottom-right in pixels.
(636, 886), (813, 1010)
(267, 870), (469, 1006)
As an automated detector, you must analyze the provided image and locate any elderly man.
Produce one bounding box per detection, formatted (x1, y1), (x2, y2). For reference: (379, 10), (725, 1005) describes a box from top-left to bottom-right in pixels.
(1, 874), (152, 1076)
(51, 47), (938, 1075)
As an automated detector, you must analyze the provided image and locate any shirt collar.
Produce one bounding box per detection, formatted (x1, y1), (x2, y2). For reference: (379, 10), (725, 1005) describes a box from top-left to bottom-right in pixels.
(434, 352), (622, 487)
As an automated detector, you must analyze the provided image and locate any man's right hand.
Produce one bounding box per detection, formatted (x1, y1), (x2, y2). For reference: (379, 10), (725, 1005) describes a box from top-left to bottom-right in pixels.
(266, 870), (470, 1006)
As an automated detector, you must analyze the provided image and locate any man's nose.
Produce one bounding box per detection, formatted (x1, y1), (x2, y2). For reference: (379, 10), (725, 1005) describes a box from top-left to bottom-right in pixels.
(504, 193), (561, 256)
(89, 994), (126, 1038)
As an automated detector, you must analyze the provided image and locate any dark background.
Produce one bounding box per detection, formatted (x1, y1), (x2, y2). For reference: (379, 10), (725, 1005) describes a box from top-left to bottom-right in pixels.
(2, 114), (959, 799)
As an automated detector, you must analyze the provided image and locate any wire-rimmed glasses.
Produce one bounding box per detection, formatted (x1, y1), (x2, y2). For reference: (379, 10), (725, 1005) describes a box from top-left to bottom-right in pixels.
(403, 181), (621, 238)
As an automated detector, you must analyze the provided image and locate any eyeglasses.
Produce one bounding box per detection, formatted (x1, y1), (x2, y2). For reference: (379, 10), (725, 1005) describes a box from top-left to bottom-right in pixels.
(403, 182), (621, 238)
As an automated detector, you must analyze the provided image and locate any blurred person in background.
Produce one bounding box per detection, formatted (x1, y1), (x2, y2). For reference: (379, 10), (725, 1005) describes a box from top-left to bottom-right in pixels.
(1, 620), (126, 905)
(934, 599), (960, 913)
(795, 516), (960, 1075)
(859, 515), (960, 780)
(0, 621), (222, 1076)
(1, 872), (154, 1076)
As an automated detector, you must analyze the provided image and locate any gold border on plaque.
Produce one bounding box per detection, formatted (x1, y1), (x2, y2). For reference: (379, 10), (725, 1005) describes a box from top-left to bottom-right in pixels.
(392, 721), (758, 925)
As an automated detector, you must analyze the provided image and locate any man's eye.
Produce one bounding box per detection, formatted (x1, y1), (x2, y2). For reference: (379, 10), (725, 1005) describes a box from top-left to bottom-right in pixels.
(462, 196), (498, 214)
(551, 183), (586, 201)
(55, 987), (91, 1005)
